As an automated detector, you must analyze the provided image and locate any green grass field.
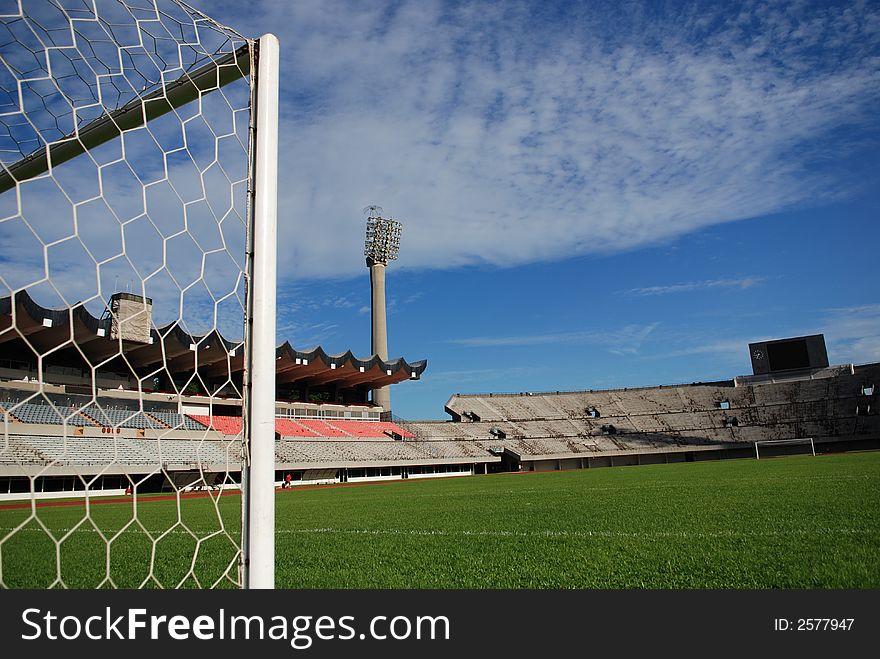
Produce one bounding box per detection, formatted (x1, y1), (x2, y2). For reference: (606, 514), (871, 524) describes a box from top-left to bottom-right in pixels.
(1, 452), (879, 588)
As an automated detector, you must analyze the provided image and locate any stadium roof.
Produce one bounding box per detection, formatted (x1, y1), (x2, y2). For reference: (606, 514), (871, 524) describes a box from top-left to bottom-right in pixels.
(0, 291), (426, 388)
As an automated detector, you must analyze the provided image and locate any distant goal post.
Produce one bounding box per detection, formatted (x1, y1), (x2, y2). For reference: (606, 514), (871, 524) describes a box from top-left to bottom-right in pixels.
(754, 438), (816, 460)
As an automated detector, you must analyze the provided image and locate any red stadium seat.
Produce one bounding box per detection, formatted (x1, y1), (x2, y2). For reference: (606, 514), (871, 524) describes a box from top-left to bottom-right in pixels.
(188, 415), (242, 435)
(275, 418), (322, 437)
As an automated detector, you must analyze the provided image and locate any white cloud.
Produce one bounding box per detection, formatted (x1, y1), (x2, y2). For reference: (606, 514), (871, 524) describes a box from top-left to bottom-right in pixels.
(3, 0), (878, 346)
(644, 304), (880, 365)
(449, 322), (660, 355)
(209, 0), (880, 280)
(822, 304), (880, 364)
(646, 337), (760, 362)
(625, 277), (765, 296)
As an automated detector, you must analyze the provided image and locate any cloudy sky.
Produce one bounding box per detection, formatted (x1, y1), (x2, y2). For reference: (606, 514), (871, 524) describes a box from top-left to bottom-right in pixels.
(207, 0), (879, 418)
(218, 0), (880, 275)
(3, 0), (878, 419)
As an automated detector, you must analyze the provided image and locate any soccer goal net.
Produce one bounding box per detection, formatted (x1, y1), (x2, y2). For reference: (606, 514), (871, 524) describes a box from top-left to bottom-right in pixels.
(754, 438), (816, 460)
(0, 1), (277, 588)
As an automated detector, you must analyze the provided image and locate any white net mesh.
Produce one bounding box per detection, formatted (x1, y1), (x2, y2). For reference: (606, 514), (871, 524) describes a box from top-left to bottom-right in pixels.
(0, 0), (254, 588)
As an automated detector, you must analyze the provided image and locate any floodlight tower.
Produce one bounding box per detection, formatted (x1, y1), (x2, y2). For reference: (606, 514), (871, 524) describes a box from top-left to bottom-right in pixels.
(364, 205), (401, 413)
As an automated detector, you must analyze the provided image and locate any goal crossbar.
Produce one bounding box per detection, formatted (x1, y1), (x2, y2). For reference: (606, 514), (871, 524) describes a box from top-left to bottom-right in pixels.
(0, 43), (252, 195)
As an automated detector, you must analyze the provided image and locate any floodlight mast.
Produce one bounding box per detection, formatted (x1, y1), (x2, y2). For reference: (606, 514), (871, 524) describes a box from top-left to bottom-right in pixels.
(364, 206), (401, 414)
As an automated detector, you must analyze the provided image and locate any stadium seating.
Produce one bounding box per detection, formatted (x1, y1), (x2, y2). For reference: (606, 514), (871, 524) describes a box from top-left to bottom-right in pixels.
(2, 434), (238, 468)
(82, 405), (164, 429)
(188, 415), (242, 435)
(138, 437), (234, 465)
(1, 360), (876, 485)
(275, 418), (322, 437)
(294, 419), (349, 437)
(274, 439), (483, 464)
(0, 439), (49, 464)
(147, 411), (210, 431)
(327, 420), (414, 438)
(18, 434), (155, 465)
(418, 440), (492, 459)
(3, 398), (201, 430)
(182, 415), (415, 440)
(7, 402), (96, 426)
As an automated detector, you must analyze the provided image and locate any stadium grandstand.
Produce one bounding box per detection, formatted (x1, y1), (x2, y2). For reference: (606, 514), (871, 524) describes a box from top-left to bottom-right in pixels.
(1, 288), (877, 500)
(0, 290), (446, 497)
(430, 359), (879, 471)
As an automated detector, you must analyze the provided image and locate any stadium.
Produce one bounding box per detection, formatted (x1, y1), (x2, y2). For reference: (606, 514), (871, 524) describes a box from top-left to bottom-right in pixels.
(0, 1), (878, 591)
(1, 284), (878, 589)
(1, 298), (878, 496)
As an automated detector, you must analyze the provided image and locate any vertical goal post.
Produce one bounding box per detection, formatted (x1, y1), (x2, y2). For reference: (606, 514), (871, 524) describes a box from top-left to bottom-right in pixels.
(243, 32), (279, 590)
(0, 1), (278, 590)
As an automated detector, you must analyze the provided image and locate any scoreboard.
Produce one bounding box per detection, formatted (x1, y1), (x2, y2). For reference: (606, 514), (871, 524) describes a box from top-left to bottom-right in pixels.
(749, 334), (829, 375)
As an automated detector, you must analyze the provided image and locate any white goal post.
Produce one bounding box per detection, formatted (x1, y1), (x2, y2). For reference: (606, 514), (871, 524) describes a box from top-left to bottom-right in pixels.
(0, 2), (278, 590)
(754, 438), (816, 460)
(243, 31), (279, 591)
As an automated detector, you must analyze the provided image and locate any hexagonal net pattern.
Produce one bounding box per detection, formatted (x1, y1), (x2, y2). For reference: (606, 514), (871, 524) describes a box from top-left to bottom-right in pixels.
(0, 1), (255, 588)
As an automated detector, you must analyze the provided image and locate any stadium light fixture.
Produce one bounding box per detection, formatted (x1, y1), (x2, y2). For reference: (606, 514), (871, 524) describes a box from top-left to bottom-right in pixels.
(364, 205), (402, 265)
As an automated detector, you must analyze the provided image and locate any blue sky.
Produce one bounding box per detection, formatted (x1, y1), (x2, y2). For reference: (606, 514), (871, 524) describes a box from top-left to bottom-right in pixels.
(201, 0), (880, 420)
(3, 1), (876, 421)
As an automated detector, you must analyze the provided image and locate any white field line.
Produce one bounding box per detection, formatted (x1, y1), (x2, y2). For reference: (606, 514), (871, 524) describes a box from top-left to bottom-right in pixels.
(279, 527), (879, 539)
(1, 526), (877, 540)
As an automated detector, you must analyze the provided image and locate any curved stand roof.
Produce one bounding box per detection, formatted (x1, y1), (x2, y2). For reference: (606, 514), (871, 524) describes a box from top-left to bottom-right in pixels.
(0, 291), (426, 389)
